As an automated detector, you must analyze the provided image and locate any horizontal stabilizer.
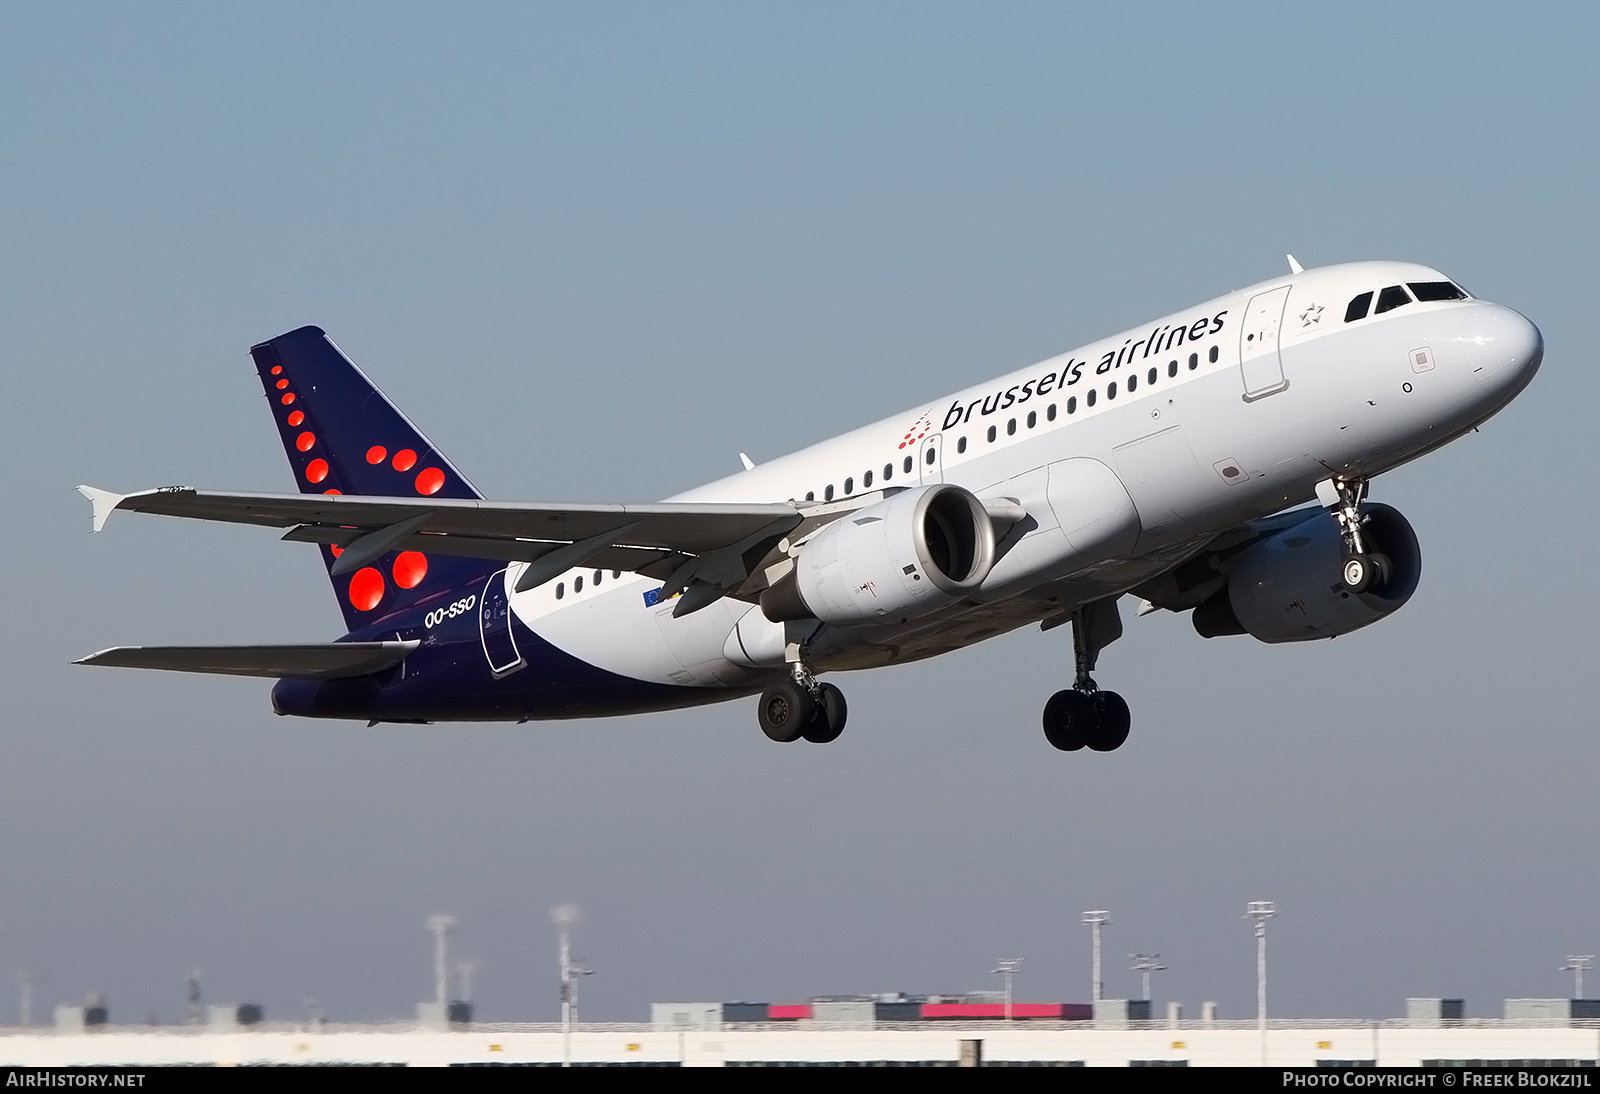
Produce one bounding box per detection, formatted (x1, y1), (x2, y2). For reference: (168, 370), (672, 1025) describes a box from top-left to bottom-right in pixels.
(75, 641), (418, 680)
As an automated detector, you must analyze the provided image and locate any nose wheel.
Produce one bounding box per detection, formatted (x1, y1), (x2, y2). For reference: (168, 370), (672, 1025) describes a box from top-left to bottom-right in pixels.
(1042, 598), (1131, 753)
(1322, 476), (1393, 593)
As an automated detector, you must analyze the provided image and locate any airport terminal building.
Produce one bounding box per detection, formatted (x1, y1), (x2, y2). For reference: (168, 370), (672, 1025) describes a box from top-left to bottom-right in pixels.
(4, 996), (1599, 1067)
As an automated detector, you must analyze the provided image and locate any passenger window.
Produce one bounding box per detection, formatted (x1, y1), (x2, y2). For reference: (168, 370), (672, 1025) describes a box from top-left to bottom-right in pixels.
(956, 436), (967, 454)
(1208, 345), (1218, 363)
(594, 570), (602, 585)
(1344, 291), (1374, 322)
(883, 463), (892, 480)
(1408, 281), (1468, 302)
(1168, 360), (1178, 377)
(556, 582), (565, 600)
(1107, 382), (1117, 400)
(987, 425), (997, 442)
(1066, 397), (1076, 414)
(574, 575), (583, 593)
(1026, 410), (1036, 428)
(613, 570), (621, 579)
(863, 470), (873, 488)
(1127, 374), (1137, 392)
(1375, 285), (1413, 314)
(1188, 352), (1198, 370)
(805, 491), (814, 501)
(1047, 403), (1057, 420)
(903, 456), (913, 474)
(1087, 389), (1097, 407)
(825, 485), (834, 501)
(925, 448), (935, 465)
(844, 477), (853, 494)
(1006, 418), (1016, 435)
(1148, 367), (1157, 385)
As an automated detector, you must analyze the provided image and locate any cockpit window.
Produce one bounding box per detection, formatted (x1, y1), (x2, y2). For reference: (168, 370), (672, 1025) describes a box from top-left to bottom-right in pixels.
(1408, 281), (1469, 302)
(1374, 284), (1413, 315)
(1344, 292), (1374, 323)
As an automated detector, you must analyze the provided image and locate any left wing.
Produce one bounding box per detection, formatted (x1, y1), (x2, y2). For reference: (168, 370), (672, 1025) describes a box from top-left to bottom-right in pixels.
(78, 485), (820, 612)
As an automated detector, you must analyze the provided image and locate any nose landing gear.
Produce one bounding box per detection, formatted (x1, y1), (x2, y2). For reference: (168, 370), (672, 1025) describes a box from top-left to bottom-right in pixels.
(1320, 476), (1392, 593)
(1042, 598), (1131, 753)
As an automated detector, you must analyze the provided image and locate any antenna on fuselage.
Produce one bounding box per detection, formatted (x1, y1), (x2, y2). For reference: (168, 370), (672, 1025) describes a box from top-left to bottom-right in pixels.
(1286, 254), (1304, 275)
(739, 452), (756, 471)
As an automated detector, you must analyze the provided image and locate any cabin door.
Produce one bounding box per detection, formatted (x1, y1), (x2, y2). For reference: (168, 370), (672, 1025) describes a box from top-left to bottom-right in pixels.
(479, 569), (526, 677)
(1239, 285), (1291, 400)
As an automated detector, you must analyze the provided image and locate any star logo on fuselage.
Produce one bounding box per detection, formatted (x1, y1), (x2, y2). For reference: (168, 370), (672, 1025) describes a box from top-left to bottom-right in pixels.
(1299, 304), (1324, 328)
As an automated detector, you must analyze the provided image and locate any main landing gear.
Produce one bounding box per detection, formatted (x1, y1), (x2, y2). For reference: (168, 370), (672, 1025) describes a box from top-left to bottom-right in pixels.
(1321, 476), (1393, 594)
(758, 666), (847, 745)
(1043, 598), (1131, 753)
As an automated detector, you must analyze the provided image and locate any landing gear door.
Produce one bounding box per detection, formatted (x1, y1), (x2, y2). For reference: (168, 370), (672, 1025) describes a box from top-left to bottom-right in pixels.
(918, 433), (943, 484)
(479, 569), (526, 677)
(1239, 285), (1291, 401)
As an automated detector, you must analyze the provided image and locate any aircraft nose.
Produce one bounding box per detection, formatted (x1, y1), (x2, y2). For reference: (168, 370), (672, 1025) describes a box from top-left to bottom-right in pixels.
(1459, 304), (1543, 387)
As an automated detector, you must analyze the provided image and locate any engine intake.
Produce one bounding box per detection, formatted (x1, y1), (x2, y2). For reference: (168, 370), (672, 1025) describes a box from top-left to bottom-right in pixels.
(762, 484), (996, 626)
(1193, 503), (1422, 643)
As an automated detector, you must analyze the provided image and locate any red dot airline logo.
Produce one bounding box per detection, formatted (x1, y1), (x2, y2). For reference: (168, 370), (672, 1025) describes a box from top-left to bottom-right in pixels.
(270, 369), (448, 612)
(898, 409), (935, 451)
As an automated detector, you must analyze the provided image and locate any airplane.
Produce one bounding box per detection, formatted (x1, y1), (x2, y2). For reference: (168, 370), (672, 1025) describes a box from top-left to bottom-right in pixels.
(75, 258), (1543, 751)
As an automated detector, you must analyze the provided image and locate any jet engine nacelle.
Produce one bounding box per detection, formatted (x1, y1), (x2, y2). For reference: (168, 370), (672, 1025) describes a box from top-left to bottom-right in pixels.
(1193, 504), (1422, 643)
(764, 484), (996, 626)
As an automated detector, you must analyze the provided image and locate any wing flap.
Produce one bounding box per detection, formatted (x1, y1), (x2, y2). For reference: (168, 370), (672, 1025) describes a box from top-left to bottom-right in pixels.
(75, 641), (418, 680)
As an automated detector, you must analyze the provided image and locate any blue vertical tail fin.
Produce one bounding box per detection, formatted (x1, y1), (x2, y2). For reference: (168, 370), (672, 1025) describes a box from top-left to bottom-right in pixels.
(250, 326), (495, 631)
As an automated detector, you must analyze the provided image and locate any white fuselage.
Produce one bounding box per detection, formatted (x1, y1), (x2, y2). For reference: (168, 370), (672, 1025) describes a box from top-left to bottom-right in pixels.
(507, 261), (1542, 692)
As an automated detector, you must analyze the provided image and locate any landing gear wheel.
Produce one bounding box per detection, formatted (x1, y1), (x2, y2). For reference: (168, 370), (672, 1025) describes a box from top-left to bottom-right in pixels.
(1042, 689), (1092, 752)
(802, 682), (847, 744)
(1368, 552), (1393, 589)
(1341, 553), (1372, 593)
(758, 680), (815, 743)
(1085, 691), (1131, 752)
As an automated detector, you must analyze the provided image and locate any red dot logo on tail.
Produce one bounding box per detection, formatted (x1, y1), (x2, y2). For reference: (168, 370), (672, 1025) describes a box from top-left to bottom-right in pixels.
(296, 432), (316, 452)
(348, 567), (385, 611)
(415, 468), (444, 495)
(392, 449), (416, 472)
(305, 458), (329, 484)
(287, 410), (305, 427)
(366, 445), (387, 465)
(280, 393), (296, 405)
(393, 551), (427, 589)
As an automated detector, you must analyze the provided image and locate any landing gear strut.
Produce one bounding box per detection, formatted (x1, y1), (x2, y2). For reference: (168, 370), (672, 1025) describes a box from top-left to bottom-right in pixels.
(1320, 476), (1392, 594)
(757, 639), (847, 745)
(1042, 598), (1131, 753)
